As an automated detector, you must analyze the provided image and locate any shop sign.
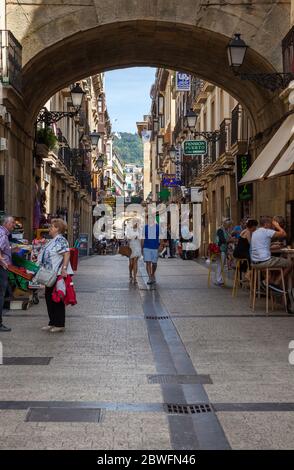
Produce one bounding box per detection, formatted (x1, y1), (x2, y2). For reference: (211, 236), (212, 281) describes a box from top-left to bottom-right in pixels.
(236, 154), (253, 201)
(162, 174), (182, 187)
(176, 72), (191, 92)
(183, 140), (207, 156)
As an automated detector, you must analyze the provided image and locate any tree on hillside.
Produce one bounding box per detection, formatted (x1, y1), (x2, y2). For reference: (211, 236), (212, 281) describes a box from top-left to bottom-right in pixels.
(113, 132), (143, 165)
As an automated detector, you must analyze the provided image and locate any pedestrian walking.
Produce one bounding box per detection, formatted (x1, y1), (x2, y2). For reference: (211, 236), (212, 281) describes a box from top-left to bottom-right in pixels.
(0, 216), (16, 332)
(142, 215), (160, 285)
(38, 218), (73, 333)
(126, 220), (141, 284)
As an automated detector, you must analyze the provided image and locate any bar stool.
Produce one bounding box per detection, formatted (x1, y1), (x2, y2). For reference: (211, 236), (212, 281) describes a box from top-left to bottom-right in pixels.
(232, 258), (250, 297)
(250, 266), (287, 314)
(207, 253), (226, 287)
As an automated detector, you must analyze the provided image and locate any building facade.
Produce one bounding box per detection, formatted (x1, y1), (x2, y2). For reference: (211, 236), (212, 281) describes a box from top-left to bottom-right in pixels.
(142, 67), (294, 253)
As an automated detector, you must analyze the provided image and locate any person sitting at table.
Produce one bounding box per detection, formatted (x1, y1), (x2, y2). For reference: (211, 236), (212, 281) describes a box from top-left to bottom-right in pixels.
(233, 219), (258, 278)
(250, 216), (292, 293)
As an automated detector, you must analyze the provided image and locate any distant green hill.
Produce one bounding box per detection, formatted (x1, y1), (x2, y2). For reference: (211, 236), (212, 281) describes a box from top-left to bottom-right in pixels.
(113, 132), (143, 165)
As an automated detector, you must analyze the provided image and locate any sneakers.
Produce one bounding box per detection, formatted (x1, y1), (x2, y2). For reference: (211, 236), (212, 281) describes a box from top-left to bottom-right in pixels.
(41, 326), (53, 331)
(50, 327), (65, 333)
(214, 281), (224, 287)
(41, 326), (65, 332)
(0, 324), (11, 332)
(269, 283), (285, 294)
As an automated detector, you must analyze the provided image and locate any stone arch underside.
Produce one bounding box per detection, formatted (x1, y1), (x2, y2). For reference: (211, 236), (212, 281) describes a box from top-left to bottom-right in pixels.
(8, 0), (290, 133)
(21, 19), (287, 134)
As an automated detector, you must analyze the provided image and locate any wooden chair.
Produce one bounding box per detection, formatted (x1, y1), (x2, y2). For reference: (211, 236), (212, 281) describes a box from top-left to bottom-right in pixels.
(232, 258), (250, 297)
(208, 253), (226, 287)
(250, 266), (287, 314)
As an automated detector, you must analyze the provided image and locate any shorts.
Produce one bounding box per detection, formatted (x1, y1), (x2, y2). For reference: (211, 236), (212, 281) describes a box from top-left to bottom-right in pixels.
(252, 257), (292, 269)
(143, 248), (159, 264)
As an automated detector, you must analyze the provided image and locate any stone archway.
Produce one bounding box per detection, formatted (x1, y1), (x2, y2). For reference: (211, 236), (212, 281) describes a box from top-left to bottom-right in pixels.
(7, 0), (291, 133)
(4, 1), (292, 236)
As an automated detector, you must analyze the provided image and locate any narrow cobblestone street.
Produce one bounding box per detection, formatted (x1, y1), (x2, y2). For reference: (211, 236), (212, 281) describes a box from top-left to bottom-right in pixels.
(0, 255), (294, 450)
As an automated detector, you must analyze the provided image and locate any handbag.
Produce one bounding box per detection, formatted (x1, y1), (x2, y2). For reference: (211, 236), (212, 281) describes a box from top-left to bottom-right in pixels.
(33, 239), (61, 287)
(119, 245), (132, 257)
(33, 266), (58, 288)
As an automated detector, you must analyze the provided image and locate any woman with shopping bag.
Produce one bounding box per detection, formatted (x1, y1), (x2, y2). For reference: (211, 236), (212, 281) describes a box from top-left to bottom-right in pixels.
(36, 218), (74, 333)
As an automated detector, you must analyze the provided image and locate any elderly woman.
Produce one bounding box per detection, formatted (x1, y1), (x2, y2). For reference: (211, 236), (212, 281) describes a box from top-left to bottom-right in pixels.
(39, 218), (73, 333)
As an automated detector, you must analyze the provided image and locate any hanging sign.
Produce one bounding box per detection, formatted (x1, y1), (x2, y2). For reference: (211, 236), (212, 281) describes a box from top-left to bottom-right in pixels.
(176, 72), (191, 92)
(175, 144), (182, 182)
(236, 154), (253, 201)
(183, 140), (207, 156)
(162, 174), (182, 187)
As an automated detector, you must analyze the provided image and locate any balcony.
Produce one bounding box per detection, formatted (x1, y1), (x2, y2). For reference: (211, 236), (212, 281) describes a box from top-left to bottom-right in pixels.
(77, 170), (92, 194)
(203, 82), (215, 93)
(196, 91), (208, 104)
(0, 31), (22, 93)
(219, 119), (231, 157)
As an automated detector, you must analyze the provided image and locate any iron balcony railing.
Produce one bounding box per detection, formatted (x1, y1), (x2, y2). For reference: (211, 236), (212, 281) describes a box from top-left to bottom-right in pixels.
(187, 77), (205, 108)
(231, 104), (240, 146)
(77, 170), (92, 194)
(219, 119), (231, 157)
(0, 30), (22, 93)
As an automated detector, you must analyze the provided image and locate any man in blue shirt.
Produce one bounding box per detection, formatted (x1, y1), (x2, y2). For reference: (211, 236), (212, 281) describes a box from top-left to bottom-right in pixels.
(141, 219), (160, 285)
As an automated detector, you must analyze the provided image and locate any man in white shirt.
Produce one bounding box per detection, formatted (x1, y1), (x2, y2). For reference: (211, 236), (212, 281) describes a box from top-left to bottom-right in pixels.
(251, 216), (292, 292)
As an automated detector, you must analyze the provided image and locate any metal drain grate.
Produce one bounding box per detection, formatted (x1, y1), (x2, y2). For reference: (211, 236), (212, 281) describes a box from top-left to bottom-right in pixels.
(145, 316), (169, 320)
(26, 407), (101, 423)
(2, 357), (52, 366)
(148, 374), (212, 384)
(164, 403), (213, 415)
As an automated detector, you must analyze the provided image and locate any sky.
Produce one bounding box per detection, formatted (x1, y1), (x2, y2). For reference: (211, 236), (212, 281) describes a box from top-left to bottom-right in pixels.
(105, 67), (156, 134)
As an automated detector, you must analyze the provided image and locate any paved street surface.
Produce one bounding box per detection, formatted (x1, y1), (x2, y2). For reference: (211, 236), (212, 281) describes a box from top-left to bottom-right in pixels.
(1, 255), (294, 450)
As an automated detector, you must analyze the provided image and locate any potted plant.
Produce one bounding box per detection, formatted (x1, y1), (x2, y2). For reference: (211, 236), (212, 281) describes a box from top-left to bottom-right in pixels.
(36, 127), (58, 151)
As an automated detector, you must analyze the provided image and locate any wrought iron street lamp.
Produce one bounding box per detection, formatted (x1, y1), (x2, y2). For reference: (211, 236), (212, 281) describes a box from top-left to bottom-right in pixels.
(90, 130), (100, 148)
(185, 109), (220, 142)
(185, 109), (198, 130)
(227, 33), (294, 91)
(95, 155), (104, 169)
(37, 83), (85, 125)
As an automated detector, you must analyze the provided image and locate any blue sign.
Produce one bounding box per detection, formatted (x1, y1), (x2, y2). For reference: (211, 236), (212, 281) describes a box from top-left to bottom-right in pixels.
(176, 72), (191, 92)
(162, 175), (182, 187)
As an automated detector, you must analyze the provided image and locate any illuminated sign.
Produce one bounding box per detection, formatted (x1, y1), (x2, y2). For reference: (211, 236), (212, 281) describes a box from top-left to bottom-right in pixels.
(162, 174), (182, 187)
(236, 154), (253, 201)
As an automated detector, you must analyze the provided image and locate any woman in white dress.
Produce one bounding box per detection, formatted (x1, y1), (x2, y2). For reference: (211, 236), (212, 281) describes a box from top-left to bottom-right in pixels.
(126, 221), (141, 283)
